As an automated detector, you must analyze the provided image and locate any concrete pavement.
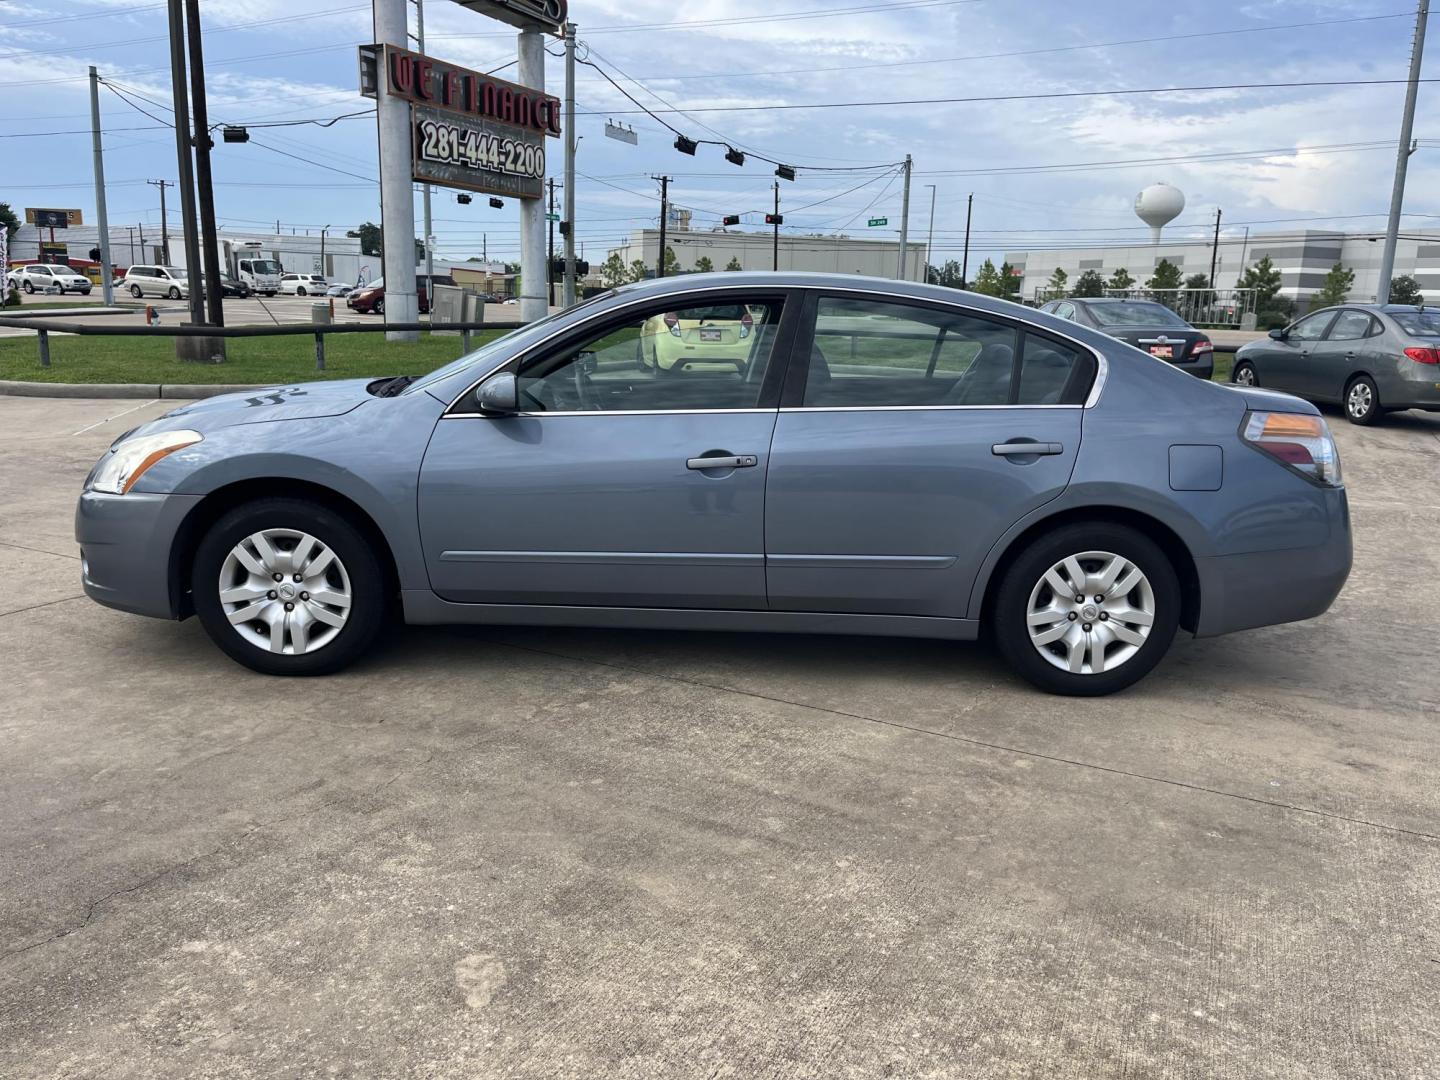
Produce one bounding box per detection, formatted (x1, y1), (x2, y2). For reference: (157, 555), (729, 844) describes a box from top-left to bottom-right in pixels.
(0, 395), (1437, 1078)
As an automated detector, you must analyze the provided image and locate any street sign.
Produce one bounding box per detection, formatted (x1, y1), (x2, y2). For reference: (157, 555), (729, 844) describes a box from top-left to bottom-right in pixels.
(546, 212), (560, 222)
(867, 217), (887, 227)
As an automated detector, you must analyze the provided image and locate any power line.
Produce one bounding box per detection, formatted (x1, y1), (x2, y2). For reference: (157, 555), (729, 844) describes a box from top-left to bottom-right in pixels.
(0, 3), (166, 30)
(582, 78), (1440, 117)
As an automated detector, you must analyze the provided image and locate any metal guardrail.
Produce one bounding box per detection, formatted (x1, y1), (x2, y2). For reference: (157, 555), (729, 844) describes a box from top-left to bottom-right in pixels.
(0, 317), (515, 372)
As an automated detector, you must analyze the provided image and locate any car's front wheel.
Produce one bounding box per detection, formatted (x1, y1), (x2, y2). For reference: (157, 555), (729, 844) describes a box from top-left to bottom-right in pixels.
(992, 523), (1180, 696)
(1344, 374), (1381, 425)
(1232, 360), (1258, 386)
(192, 498), (387, 676)
(373, 298), (384, 315)
(167, 286), (181, 300)
(23, 280), (35, 294)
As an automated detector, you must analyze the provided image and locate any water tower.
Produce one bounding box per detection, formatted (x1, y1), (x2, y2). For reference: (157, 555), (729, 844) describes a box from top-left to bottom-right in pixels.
(1135, 183), (1185, 244)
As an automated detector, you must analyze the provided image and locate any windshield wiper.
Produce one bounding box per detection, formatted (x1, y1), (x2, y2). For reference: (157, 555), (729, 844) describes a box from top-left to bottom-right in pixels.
(368, 374), (418, 397)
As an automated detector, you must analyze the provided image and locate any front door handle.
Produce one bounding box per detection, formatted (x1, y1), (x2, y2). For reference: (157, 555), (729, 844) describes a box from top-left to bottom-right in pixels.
(992, 441), (1063, 457)
(687, 454), (758, 470)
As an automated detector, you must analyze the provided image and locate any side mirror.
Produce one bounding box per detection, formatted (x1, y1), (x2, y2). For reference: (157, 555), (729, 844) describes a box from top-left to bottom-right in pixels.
(476, 371), (519, 413)
(1268, 328), (1288, 340)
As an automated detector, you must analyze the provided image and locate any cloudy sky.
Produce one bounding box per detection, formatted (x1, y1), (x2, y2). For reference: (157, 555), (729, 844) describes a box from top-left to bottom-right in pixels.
(1, 0), (1434, 267)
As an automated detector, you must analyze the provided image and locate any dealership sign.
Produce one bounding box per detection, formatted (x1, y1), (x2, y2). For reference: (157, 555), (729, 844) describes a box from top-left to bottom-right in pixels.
(446, 0), (567, 35)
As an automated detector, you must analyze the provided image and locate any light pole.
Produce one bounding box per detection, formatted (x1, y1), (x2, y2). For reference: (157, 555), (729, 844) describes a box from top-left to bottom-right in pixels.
(923, 184), (936, 284)
(320, 225), (330, 277)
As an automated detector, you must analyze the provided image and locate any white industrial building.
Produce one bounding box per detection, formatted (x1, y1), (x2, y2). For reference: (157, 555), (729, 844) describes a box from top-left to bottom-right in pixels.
(607, 228), (927, 281)
(1004, 229), (1440, 305)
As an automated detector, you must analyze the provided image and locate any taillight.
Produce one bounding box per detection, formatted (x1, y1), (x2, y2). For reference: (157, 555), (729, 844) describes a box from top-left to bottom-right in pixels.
(1403, 345), (1440, 364)
(740, 312), (753, 339)
(1241, 411), (1342, 487)
(1191, 336), (1213, 355)
(662, 312), (681, 338)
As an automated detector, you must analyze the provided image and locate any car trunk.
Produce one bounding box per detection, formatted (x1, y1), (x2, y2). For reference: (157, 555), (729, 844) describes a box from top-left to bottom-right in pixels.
(1103, 326), (1206, 363)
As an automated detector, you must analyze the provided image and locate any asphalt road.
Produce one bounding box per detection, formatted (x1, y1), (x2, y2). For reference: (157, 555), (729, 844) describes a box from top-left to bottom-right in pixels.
(1, 395), (1437, 1078)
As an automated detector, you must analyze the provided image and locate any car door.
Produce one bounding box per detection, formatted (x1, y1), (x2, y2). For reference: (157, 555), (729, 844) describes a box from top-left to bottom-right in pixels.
(1309, 309), (1376, 402)
(417, 289), (797, 609)
(1261, 310), (1336, 393)
(764, 291), (1093, 618)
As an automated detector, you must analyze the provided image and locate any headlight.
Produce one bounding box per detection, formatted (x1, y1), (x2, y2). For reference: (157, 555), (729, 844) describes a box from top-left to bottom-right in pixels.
(91, 429), (203, 494)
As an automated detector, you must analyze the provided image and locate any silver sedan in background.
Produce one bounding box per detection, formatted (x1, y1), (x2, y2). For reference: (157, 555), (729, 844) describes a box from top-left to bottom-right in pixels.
(1232, 304), (1440, 424)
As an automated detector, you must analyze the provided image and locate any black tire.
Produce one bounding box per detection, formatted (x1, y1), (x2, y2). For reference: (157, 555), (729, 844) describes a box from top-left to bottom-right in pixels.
(130, 284), (143, 298)
(24, 280), (35, 294)
(1232, 360), (1258, 387)
(297, 287), (307, 297)
(1344, 374), (1381, 426)
(167, 286), (181, 300)
(991, 522), (1181, 696)
(373, 298), (384, 315)
(191, 497), (388, 676)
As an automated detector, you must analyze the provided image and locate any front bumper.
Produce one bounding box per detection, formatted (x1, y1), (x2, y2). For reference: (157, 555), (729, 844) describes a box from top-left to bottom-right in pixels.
(75, 490), (202, 620)
(1193, 486), (1352, 637)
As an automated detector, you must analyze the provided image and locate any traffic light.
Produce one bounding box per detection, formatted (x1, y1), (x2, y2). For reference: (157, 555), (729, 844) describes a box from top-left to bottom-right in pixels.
(489, 197), (504, 209)
(89, 247), (102, 262)
(550, 258), (592, 277)
(724, 147), (745, 167)
(457, 193), (472, 204)
(673, 135), (697, 156)
(559, 220), (570, 237)
(222, 126), (250, 143)
(764, 214), (783, 225)
(775, 165), (796, 181)
(722, 214), (740, 226)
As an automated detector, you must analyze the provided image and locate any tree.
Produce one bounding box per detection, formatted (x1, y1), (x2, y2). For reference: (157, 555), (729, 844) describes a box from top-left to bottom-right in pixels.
(1390, 274), (1422, 305)
(1183, 272), (1211, 291)
(663, 246), (681, 276)
(926, 259), (965, 288)
(1147, 258), (1182, 292)
(0, 202), (20, 243)
(346, 222), (381, 257)
(1107, 266), (1136, 291)
(1313, 262), (1354, 308)
(970, 259), (1004, 296)
(1238, 254), (1282, 308)
(998, 262), (1021, 300)
(693, 255), (714, 274)
(1046, 267), (1069, 297)
(600, 252), (627, 288)
(1072, 269), (1105, 298)
(627, 259), (649, 283)
(724, 256), (743, 271)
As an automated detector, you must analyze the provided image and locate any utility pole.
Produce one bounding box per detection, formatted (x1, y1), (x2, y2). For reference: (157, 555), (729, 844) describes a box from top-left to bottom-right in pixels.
(1208, 207), (1222, 289)
(321, 225), (329, 276)
(416, 0), (435, 295)
(185, 0), (223, 326)
(1378, 0), (1428, 304)
(147, 180), (173, 264)
(897, 153), (913, 280)
(923, 183), (936, 284)
(655, 175), (670, 278)
(88, 67), (115, 306)
(562, 21), (577, 306)
(547, 177), (557, 303)
(772, 181), (780, 271)
(164, 0), (204, 325)
(961, 192), (973, 288)
(375, 0), (419, 339)
(127, 226), (136, 265)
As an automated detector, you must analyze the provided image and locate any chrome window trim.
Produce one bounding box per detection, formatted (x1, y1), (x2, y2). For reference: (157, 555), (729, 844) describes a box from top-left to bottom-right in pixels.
(442, 408), (775, 419)
(779, 404), (1082, 413)
(443, 282), (1111, 414)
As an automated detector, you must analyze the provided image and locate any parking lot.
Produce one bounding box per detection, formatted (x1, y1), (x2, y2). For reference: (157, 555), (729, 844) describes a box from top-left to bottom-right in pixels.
(1, 393), (1437, 1077)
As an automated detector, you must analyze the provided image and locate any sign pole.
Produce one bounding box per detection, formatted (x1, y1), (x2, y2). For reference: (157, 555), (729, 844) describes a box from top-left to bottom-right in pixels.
(88, 67), (115, 306)
(375, 0), (420, 341)
(517, 27), (547, 321)
(562, 21), (577, 306)
(165, 0), (205, 325)
(417, 0), (435, 299)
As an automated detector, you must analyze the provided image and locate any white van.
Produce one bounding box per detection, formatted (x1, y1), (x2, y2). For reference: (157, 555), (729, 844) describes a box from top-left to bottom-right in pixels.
(123, 265), (191, 300)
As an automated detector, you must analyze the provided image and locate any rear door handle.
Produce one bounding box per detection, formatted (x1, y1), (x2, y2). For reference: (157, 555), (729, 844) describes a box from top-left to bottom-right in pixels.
(687, 454), (758, 470)
(992, 442), (1063, 457)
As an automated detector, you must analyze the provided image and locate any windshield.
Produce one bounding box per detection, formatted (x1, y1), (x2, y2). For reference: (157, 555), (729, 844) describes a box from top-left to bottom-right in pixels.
(1088, 302), (1189, 328)
(403, 290), (618, 395)
(1389, 310), (1440, 336)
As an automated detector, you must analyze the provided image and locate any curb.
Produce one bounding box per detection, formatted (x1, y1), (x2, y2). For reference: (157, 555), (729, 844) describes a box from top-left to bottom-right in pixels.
(0, 380), (269, 400)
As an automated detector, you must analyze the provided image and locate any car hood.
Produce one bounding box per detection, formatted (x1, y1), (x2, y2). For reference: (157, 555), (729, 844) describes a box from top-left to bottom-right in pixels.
(146, 378), (374, 433)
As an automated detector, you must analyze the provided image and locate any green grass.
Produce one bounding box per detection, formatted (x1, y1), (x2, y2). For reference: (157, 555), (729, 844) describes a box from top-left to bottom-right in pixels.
(0, 329), (508, 385)
(1212, 350), (1234, 383)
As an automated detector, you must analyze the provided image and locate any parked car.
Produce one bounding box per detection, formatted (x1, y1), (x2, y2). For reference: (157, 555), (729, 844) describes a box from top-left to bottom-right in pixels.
(279, 273), (328, 297)
(326, 283), (353, 298)
(1039, 297), (1214, 379)
(1232, 304), (1440, 425)
(637, 303), (768, 372)
(122, 265), (190, 300)
(74, 272), (1350, 695)
(196, 274), (250, 300)
(9, 263), (93, 295)
(347, 274), (456, 315)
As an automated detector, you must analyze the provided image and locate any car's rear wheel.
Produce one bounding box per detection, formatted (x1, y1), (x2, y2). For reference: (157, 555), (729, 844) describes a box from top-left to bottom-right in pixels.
(1232, 361), (1258, 386)
(992, 523), (1180, 696)
(1344, 374), (1381, 425)
(192, 498), (387, 676)
(297, 287), (307, 296)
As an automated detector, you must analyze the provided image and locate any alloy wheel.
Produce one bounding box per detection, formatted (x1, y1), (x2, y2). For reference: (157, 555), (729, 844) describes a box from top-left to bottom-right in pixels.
(1347, 380), (1373, 421)
(218, 528), (352, 655)
(1233, 364), (1256, 386)
(1025, 550), (1156, 676)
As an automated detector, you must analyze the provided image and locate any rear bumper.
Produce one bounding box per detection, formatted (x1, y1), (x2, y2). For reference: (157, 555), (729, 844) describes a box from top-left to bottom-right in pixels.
(1193, 487), (1352, 637)
(75, 490), (201, 620)
(1171, 355), (1213, 380)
